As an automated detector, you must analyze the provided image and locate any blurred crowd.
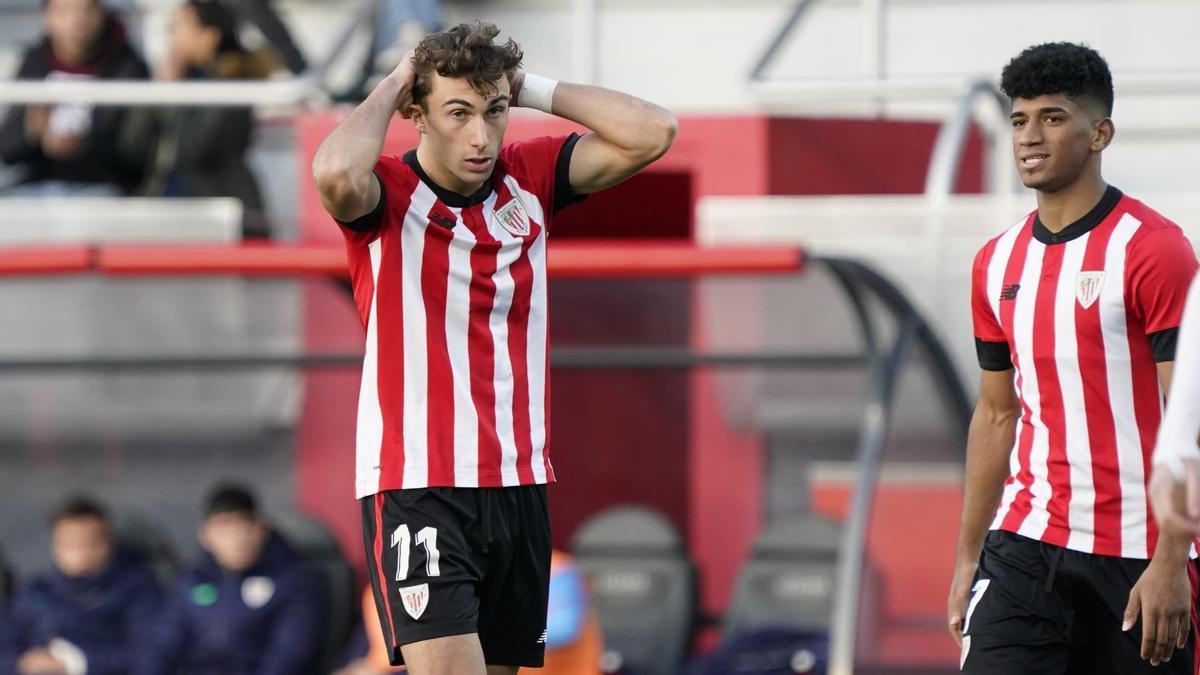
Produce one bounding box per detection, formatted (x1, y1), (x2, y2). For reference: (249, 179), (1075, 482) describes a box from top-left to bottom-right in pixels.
(0, 486), (604, 675)
(0, 0), (444, 239)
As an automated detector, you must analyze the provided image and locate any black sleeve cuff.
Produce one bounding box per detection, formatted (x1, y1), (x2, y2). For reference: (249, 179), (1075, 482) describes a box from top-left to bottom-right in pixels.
(552, 133), (587, 215)
(1149, 327), (1180, 363)
(976, 339), (1014, 371)
(336, 172), (386, 232)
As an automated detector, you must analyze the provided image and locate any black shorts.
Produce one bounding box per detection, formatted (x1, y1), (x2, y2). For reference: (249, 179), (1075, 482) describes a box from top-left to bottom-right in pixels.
(961, 530), (1199, 674)
(360, 485), (551, 667)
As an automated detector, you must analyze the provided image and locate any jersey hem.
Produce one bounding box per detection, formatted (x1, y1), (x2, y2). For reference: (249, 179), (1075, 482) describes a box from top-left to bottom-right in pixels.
(357, 472), (556, 499)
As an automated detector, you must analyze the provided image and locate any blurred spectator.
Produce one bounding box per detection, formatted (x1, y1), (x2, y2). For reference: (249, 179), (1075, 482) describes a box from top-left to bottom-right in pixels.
(0, 0), (150, 195)
(119, 0), (273, 238)
(332, 550), (602, 675)
(0, 496), (161, 675)
(152, 483), (324, 675)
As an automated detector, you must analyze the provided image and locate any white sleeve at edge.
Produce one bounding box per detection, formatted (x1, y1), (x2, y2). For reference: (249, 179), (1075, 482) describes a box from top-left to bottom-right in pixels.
(1154, 272), (1200, 465)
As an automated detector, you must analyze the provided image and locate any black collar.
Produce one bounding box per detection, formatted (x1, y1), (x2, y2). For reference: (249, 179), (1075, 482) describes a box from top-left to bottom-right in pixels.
(403, 150), (493, 208)
(1032, 185), (1123, 245)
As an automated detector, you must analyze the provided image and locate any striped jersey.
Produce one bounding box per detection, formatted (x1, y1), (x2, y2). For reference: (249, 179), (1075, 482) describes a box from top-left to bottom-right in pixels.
(338, 134), (584, 497)
(971, 186), (1198, 558)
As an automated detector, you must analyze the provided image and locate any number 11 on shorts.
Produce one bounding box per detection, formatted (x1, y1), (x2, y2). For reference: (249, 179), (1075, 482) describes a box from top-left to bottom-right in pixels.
(391, 525), (442, 581)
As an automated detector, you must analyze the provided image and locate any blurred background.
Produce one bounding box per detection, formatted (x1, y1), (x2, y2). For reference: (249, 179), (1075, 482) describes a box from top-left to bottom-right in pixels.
(2, 1), (1200, 674)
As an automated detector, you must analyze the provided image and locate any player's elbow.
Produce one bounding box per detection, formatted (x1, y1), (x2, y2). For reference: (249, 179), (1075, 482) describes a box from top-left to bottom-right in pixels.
(313, 160), (365, 207)
(642, 109), (677, 162)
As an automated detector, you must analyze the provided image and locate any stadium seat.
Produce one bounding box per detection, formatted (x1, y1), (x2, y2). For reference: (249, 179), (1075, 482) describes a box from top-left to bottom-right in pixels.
(723, 513), (879, 648)
(271, 511), (355, 675)
(571, 505), (697, 675)
(110, 512), (180, 591)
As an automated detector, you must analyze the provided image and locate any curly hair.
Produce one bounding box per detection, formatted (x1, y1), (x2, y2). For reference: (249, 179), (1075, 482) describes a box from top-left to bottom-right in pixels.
(410, 22), (523, 110)
(1000, 42), (1113, 117)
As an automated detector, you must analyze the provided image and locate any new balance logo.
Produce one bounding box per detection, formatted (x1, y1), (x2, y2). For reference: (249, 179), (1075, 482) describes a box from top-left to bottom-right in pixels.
(1000, 284), (1020, 301)
(429, 214), (457, 230)
(537, 629), (547, 645)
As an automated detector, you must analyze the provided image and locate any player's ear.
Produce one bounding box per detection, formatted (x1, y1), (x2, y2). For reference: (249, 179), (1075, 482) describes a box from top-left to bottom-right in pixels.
(408, 104), (427, 134)
(1092, 117), (1115, 152)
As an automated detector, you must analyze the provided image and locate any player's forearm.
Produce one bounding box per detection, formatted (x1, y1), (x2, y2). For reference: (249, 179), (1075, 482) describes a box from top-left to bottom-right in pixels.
(955, 403), (1018, 567)
(1154, 278), (1200, 467)
(311, 75), (408, 202)
(546, 81), (676, 165)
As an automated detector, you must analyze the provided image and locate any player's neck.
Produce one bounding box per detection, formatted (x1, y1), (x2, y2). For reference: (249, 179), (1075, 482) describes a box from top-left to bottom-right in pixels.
(1036, 174), (1109, 233)
(415, 144), (488, 198)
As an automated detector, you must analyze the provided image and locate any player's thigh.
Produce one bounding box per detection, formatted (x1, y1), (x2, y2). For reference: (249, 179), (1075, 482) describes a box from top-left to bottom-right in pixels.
(961, 532), (1071, 675)
(1066, 555), (1196, 675)
(400, 633), (488, 675)
(361, 489), (486, 665)
(477, 485), (552, 668)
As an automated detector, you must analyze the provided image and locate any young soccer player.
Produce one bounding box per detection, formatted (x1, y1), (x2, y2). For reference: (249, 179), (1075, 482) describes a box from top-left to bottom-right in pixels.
(311, 21), (675, 675)
(948, 42), (1199, 673)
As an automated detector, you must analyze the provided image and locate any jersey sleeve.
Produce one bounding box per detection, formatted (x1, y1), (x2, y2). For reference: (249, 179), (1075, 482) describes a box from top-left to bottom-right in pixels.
(1153, 272), (1200, 465)
(1127, 226), (1199, 361)
(334, 155), (407, 246)
(499, 134), (587, 221)
(972, 241), (1012, 370)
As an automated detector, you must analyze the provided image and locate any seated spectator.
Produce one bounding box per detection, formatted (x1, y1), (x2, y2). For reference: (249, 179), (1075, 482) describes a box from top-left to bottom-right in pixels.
(119, 0), (273, 238)
(153, 483), (324, 675)
(0, 0), (150, 195)
(0, 496), (160, 675)
(332, 550), (601, 675)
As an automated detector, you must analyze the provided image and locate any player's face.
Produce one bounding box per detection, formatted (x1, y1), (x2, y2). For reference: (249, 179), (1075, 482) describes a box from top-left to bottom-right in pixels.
(51, 516), (112, 578)
(200, 512), (267, 572)
(411, 73), (512, 194)
(44, 0), (105, 65)
(1010, 94), (1110, 193)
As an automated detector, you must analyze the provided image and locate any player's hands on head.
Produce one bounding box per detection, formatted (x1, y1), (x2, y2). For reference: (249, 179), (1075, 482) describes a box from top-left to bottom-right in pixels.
(1123, 558), (1192, 666)
(1149, 457), (1200, 539)
(946, 560), (978, 647)
(390, 49), (418, 119)
(509, 69), (526, 107)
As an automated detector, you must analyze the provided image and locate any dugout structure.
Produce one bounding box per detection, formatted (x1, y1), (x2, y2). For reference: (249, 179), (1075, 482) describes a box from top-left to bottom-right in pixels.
(0, 241), (968, 675)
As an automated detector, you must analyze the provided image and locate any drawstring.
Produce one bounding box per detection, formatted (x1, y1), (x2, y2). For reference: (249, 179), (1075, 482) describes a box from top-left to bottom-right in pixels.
(1044, 546), (1064, 592)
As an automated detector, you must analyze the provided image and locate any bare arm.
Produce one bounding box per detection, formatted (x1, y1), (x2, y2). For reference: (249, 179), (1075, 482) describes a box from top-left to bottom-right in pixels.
(947, 368), (1019, 645)
(1148, 360), (1190, 565)
(514, 75), (676, 194)
(311, 54), (415, 222)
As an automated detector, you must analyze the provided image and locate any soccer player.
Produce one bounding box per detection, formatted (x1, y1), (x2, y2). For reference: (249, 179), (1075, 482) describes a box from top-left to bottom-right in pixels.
(946, 42), (1200, 674)
(311, 21), (676, 675)
(1148, 273), (1200, 537)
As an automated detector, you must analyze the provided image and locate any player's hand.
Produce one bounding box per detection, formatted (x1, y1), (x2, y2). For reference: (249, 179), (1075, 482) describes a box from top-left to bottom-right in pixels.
(388, 49), (418, 118)
(1123, 558), (1192, 666)
(509, 69), (526, 107)
(16, 648), (68, 675)
(1149, 457), (1200, 539)
(946, 560), (977, 647)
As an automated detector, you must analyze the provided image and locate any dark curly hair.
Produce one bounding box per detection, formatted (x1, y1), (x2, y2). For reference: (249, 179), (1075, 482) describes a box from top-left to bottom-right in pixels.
(1001, 42), (1113, 117)
(410, 22), (523, 110)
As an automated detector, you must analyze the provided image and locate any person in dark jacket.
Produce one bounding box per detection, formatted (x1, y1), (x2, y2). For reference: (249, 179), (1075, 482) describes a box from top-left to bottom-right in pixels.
(153, 483), (325, 675)
(0, 0), (149, 194)
(118, 0), (273, 238)
(0, 496), (161, 675)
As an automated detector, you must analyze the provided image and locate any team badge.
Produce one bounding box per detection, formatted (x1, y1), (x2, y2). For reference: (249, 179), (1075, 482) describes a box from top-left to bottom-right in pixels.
(241, 576), (275, 609)
(399, 583), (430, 620)
(494, 199), (531, 237)
(1076, 271), (1106, 309)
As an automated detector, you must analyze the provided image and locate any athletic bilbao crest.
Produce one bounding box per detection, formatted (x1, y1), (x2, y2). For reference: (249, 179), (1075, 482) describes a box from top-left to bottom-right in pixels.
(399, 583), (430, 620)
(1076, 271), (1106, 309)
(495, 199), (531, 237)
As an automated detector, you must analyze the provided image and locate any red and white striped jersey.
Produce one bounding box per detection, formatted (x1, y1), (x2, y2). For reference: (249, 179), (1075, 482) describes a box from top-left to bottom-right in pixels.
(338, 134), (584, 497)
(971, 187), (1198, 558)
